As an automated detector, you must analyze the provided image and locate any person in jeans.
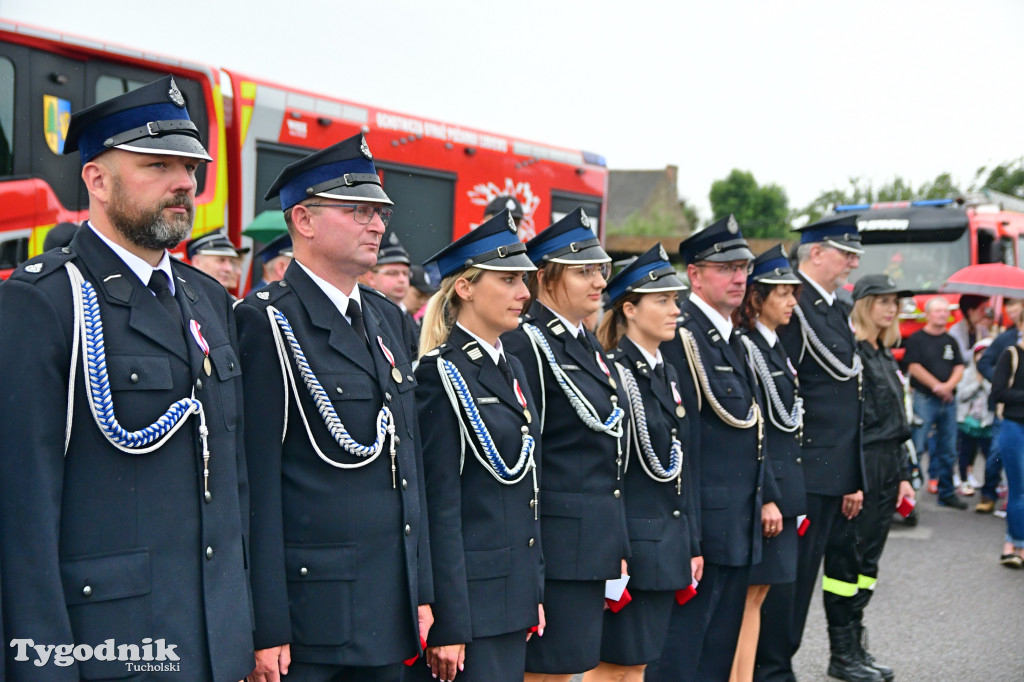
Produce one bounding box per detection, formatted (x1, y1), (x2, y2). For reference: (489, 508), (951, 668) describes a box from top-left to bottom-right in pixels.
(974, 299), (1023, 512)
(990, 304), (1024, 568)
(956, 338), (994, 496)
(904, 297), (965, 509)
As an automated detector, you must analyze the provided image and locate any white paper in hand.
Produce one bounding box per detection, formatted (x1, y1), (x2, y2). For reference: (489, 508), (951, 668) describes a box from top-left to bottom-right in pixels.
(605, 573), (630, 601)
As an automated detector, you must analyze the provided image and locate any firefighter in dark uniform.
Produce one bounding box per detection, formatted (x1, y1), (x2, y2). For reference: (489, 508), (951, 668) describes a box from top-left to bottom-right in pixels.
(252, 232), (293, 291)
(822, 275), (915, 682)
(0, 76), (255, 680)
(501, 208), (630, 681)
(586, 245), (702, 682)
(365, 232), (419, 355)
(647, 215), (777, 682)
(405, 210), (544, 682)
(235, 134), (433, 682)
(758, 213), (867, 682)
(732, 246), (807, 682)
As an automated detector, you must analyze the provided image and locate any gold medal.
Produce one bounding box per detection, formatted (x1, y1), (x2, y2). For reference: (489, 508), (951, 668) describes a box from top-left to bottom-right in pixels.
(524, 409), (532, 424)
(676, 405), (686, 418)
(392, 367), (403, 383)
(203, 357), (212, 376)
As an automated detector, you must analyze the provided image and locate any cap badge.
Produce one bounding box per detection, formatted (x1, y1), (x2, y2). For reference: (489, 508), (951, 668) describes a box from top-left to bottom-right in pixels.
(507, 213), (517, 233)
(727, 215), (739, 234)
(389, 233), (398, 245)
(168, 77), (185, 107)
(505, 198), (517, 210)
(887, 277), (895, 287)
(580, 210), (591, 229)
(360, 137), (373, 160)
(659, 244), (669, 261)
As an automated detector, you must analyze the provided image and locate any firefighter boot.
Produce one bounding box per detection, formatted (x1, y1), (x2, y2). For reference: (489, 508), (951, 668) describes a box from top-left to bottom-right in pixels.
(852, 622), (894, 682)
(827, 626), (883, 682)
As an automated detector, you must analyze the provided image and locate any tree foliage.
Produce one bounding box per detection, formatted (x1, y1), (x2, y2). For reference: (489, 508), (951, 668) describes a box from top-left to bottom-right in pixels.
(795, 173), (963, 224)
(970, 158), (1024, 197)
(708, 169), (790, 238)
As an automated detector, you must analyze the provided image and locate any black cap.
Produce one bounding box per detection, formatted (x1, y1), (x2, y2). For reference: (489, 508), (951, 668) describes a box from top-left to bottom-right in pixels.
(526, 207), (609, 265)
(186, 230), (249, 259)
(64, 75), (211, 164)
(427, 210), (536, 279)
(794, 213), (864, 254)
(264, 133), (391, 210)
(748, 244), (801, 285)
(256, 232), (293, 264)
(485, 195), (524, 219)
(605, 243), (686, 305)
(852, 274), (912, 301)
(679, 214), (754, 265)
(377, 233), (411, 266)
(410, 264), (439, 294)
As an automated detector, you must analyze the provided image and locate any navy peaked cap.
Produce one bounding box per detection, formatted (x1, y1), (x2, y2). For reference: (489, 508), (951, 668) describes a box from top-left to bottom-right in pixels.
(426, 210), (535, 279)
(526, 207), (609, 264)
(748, 244), (800, 285)
(605, 243), (686, 305)
(793, 213), (864, 254)
(679, 214), (754, 265)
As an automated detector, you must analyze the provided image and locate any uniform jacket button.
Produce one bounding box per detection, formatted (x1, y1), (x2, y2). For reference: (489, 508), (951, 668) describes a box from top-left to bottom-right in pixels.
(405, 524), (412, 536)
(394, 435), (401, 447)
(196, 378), (203, 390)
(613, 489), (621, 498)
(205, 546), (214, 560)
(228, 362), (235, 371)
(796, 457), (802, 464)
(130, 373), (139, 383)
(401, 478), (408, 490)
(300, 567), (309, 576)
(528, 538), (535, 547)
(336, 386), (344, 395)
(82, 585), (93, 597)
(204, 490), (212, 503)
(673, 510), (681, 518)
(386, 392), (393, 402)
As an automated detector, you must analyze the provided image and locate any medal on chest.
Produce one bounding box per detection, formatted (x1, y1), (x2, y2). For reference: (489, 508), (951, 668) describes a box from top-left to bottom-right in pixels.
(514, 377), (532, 424)
(377, 335), (403, 383)
(671, 380), (685, 418)
(189, 319), (212, 376)
(594, 350), (617, 389)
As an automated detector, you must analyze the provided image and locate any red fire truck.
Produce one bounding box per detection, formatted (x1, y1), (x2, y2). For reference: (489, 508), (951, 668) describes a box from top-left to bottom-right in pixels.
(839, 192), (1024, 337)
(0, 19), (609, 286)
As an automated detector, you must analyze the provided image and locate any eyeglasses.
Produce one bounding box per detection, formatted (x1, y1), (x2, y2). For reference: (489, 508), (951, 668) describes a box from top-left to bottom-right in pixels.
(566, 262), (612, 280)
(304, 203), (393, 227)
(696, 262), (751, 276)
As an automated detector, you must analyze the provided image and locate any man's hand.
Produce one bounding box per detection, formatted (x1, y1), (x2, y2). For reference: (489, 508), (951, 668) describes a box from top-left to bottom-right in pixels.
(691, 555), (704, 583)
(841, 490), (864, 519)
(934, 382), (954, 402)
(896, 480), (916, 509)
(527, 603), (546, 641)
(418, 604), (434, 645)
(426, 644), (465, 682)
(248, 644), (290, 682)
(762, 502), (783, 537)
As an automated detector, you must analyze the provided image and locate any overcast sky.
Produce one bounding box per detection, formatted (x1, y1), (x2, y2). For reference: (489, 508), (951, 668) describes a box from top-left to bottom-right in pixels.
(4, 0), (1023, 221)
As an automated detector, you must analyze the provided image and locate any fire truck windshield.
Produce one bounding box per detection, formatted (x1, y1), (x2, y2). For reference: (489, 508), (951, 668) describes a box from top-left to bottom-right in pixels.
(854, 227), (969, 293)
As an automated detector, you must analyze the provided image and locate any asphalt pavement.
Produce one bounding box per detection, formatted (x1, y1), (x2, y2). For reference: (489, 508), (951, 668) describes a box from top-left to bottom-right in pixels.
(568, 488), (1024, 681)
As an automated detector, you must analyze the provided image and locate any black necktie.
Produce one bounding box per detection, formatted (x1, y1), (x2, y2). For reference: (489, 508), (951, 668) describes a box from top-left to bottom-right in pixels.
(347, 299), (368, 345)
(653, 362), (667, 384)
(147, 270), (180, 325)
(497, 354), (515, 389)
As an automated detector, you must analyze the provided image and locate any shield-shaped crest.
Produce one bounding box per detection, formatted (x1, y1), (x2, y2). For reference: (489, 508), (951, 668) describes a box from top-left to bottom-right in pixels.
(43, 94), (72, 154)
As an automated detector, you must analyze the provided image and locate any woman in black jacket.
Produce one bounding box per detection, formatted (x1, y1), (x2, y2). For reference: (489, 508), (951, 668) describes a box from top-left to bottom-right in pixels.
(502, 208), (631, 682)
(990, 306), (1024, 568)
(731, 245), (802, 682)
(584, 245), (702, 682)
(410, 210), (544, 682)
(822, 274), (915, 682)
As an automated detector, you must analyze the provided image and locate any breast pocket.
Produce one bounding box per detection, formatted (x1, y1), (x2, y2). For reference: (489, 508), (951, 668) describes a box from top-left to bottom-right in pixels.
(106, 354), (173, 392)
(285, 543), (358, 647)
(711, 367), (749, 414)
(209, 344), (242, 431)
(61, 549), (152, 680)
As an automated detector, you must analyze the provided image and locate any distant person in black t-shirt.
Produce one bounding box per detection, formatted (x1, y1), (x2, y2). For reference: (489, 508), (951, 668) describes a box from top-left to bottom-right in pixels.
(904, 297), (966, 508)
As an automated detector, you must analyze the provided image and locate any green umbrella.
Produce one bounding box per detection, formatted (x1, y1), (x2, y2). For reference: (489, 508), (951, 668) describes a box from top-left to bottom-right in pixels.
(243, 210), (287, 245)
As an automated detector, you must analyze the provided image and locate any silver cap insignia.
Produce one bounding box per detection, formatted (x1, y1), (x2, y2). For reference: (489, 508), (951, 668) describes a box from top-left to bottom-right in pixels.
(168, 77), (185, 107)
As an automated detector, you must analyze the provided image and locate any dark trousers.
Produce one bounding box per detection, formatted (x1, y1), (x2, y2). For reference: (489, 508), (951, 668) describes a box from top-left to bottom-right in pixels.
(754, 493), (841, 682)
(980, 417), (1005, 501)
(287, 661), (404, 682)
(824, 445), (901, 626)
(958, 429), (992, 481)
(403, 630), (527, 682)
(645, 562), (750, 682)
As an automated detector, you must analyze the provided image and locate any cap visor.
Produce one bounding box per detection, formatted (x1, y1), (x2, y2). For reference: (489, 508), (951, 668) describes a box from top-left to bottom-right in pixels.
(115, 133), (212, 161)
(755, 273), (802, 285)
(826, 239), (865, 255)
(544, 243), (612, 265)
(476, 252), (538, 273)
(631, 272), (687, 293)
(700, 246), (755, 263)
(196, 247), (246, 257)
(376, 255), (411, 266)
(316, 183), (393, 206)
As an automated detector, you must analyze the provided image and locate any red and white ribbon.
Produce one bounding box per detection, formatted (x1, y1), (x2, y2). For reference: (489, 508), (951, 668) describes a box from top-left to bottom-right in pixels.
(377, 335), (396, 368)
(189, 319), (210, 356)
(514, 378), (529, 409)
(594, 350), (611, 377)
(671, 380), (683, 406)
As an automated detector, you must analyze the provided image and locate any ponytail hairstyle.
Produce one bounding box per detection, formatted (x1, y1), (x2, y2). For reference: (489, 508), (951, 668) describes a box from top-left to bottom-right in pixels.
(417, 267), (486, 358)
(596, 291), (644, 351)
(527, 261), (570, 307)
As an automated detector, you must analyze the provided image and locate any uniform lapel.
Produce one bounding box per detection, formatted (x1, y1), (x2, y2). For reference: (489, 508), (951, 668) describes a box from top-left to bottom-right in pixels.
(683, 298), (745, 374)
(72, 227), (189, 363)
(622, 338), (678, 417)
(361, 293), (398, 389)
(530, 303), (610, 385)
(450, 326), (522, 413)
(172, 265), (229, 380)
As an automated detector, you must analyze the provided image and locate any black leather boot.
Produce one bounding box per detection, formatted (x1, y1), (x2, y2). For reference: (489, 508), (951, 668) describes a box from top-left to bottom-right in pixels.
(852, 622), (894, 681)
(827, 625), (883, 682)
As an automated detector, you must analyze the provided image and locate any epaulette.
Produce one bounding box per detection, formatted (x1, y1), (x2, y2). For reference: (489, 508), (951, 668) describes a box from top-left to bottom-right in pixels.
(7, 247), (76, 283)
(422, 342), (449, 358)
(357, 283), (402, 314)
(243, 279), (292, 306)
(359, 282), (389, 299)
